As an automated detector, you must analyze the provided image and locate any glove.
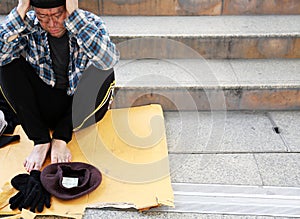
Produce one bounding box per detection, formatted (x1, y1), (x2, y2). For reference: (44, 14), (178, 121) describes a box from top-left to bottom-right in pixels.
(22, 170), (51, 212)
(9, 173), (30, 210)
(9, 170), (51, 213)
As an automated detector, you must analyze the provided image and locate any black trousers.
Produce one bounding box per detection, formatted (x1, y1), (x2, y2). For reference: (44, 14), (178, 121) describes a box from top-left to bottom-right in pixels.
(0, 57), (114, 145)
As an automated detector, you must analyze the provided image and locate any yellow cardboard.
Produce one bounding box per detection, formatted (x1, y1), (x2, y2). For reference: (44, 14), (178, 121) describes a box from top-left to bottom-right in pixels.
(0, 104), (174, 218)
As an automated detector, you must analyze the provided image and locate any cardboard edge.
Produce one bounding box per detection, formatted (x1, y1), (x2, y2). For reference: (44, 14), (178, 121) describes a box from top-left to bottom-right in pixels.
(87, 202), (137, 209)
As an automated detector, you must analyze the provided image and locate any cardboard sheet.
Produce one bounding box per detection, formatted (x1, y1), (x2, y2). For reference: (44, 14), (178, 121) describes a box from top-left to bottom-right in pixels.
(0, 104), (174, 218)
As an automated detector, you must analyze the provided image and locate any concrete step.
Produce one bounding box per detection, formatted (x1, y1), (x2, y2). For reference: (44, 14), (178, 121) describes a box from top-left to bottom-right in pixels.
(104, 15), (300, 59)
(112, 59), (300, 110)
(1, 15), (300, 59)
(97, 0), (300, 16)
(1, 0), (300, 16)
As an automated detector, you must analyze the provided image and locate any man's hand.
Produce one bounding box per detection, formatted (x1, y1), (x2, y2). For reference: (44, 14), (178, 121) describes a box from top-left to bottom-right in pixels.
(66, 0), (79, 16)
(17, 0), (30, 19)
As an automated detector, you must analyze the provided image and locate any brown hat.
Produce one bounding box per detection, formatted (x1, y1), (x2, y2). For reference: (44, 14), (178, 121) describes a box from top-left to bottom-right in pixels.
(40, 162), (102, 200)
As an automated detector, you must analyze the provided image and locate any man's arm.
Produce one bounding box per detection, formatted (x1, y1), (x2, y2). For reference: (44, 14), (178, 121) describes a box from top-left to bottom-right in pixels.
(17, 0), (30, 20)
(64, 0), (120, 70)
(66, 0), (79, 16)
(5, 0), (30, 42)
(0, 0), (30, 65)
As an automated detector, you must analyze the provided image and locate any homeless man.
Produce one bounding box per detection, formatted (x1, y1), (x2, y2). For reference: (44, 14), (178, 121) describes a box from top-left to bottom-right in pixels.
(0, 0), (119, 172)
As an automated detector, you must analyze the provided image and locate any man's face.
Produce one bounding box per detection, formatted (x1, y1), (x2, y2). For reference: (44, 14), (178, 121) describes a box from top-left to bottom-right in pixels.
(34, 6), (67, 38)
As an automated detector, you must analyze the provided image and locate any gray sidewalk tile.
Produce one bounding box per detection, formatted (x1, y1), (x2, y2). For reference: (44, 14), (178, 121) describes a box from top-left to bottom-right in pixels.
(268, 111), (300, 152)
(164, 111), (286, 153)
(169, 154), (262, 185)
(254, 153), (300, 187)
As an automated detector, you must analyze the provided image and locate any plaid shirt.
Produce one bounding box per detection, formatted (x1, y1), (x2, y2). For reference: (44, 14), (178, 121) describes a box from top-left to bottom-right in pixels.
(0, 8), (119, 95)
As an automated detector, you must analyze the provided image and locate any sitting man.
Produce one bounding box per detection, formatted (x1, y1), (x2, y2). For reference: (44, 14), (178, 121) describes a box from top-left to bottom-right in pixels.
(0, 0), (119, 172)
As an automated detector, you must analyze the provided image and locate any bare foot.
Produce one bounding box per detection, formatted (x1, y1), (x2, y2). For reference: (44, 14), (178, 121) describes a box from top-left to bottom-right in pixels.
(51, 139), (72, 163)
(23, 143), (51, 172)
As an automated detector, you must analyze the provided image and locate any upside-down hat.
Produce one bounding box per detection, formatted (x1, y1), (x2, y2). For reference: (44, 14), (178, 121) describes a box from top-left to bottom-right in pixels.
(40, 162), (102, 200)
(30, 0), (66, 8)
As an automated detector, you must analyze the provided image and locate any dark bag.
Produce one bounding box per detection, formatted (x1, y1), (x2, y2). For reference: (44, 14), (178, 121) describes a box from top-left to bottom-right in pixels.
(0, 90), (20, 148)
(0, 90), (19, 134)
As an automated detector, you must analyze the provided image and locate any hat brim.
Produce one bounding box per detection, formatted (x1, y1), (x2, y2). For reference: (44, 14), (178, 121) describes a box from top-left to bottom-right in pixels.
(41, 162), (102, 200)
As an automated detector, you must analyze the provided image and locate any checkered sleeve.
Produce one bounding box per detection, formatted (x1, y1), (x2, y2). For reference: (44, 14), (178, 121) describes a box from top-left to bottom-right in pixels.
(64, 9), (120, 70)
(0, 8), (27, 65)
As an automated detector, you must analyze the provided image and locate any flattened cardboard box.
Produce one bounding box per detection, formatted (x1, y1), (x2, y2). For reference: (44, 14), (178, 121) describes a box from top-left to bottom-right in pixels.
(0, 104), (174, 219)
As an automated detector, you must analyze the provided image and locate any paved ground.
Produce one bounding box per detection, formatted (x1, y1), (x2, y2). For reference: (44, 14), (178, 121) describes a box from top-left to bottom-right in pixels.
(79, 110), (300, 219)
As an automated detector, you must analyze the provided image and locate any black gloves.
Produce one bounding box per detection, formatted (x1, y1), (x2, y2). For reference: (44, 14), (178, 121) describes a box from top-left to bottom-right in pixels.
(9, 170), (51, 213)
(9, 173), (29, 210)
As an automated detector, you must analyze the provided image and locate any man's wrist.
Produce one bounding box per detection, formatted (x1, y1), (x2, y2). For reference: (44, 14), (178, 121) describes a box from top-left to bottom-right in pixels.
(67, 8), (77, 15)
(67, 2), (79, 16)
(16, 5), (27, 19)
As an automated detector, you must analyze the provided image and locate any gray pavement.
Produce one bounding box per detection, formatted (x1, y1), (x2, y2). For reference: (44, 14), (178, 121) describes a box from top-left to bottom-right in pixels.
(165, 110), (300, 187)
(269, 111), (300, 152)
(164, 111), (286, 153)
(169, 153), (263, 185)
(81, 110), (300, 218)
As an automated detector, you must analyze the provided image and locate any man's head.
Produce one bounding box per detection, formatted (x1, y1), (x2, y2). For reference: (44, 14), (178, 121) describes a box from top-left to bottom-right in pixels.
(31, 0), (67, 38)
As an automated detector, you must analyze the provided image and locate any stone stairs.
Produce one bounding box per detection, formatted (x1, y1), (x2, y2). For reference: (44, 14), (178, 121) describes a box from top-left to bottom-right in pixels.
(99, 1), (300, 218)
(96, 1), (300, 217)
(103, 14), (300, 110)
